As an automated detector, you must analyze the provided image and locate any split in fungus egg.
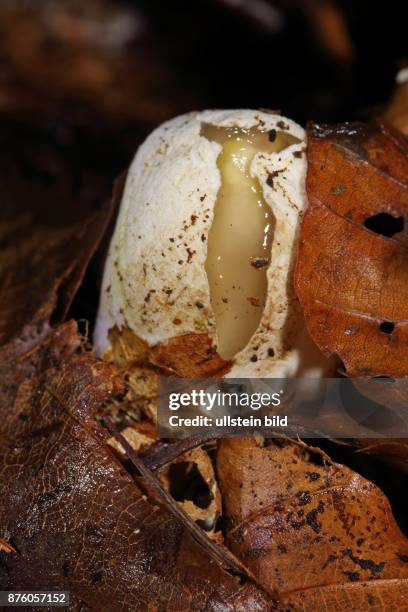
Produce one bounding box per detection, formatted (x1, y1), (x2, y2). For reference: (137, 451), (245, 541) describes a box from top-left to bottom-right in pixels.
(201, 124), (298, 360)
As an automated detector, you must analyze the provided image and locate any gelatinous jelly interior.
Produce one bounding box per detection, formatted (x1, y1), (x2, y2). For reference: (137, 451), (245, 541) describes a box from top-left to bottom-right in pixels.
(201, 124), (298, 360)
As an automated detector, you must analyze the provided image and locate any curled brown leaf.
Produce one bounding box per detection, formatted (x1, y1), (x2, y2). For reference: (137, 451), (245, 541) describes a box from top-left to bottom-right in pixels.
(295, 119), (408, 377)
(217, 437), (408, 610)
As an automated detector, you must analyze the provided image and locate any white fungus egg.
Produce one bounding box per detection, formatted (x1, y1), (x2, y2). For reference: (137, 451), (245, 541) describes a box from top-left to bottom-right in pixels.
(94, 109), (332, 378)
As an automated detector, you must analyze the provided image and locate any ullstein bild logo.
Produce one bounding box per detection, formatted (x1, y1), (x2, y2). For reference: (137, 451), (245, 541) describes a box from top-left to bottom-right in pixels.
(167, 413), (288, 428)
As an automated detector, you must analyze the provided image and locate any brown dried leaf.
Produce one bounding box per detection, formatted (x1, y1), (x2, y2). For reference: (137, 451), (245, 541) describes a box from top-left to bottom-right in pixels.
(107, 423), (155, 455)
(0, 207), (112, 349)
(217, 437), (408, 609)
(0, 323), (271, 610)
(109, 325), (231, 377)
(295, 119), (408, 376)
(0, 127), (116, 350)
(150, 333), (231, 377)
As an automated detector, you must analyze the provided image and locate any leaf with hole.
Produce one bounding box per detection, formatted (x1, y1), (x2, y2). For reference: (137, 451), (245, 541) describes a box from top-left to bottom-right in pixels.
(158, 447), (222, 535)
(0, 323), (271, 610)
(295, 119), (408, 376)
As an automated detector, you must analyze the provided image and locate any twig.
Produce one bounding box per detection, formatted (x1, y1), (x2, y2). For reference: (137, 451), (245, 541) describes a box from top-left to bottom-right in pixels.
(104, 417), (271, 591)
(141, 433), (224, 471)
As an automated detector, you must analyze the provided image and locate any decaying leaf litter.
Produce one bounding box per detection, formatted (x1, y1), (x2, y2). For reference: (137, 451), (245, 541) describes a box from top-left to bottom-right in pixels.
(1, 117), (408, 611)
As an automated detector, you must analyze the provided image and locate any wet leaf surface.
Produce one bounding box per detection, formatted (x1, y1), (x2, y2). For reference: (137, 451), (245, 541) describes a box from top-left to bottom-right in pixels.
(0, 323), (271, 611)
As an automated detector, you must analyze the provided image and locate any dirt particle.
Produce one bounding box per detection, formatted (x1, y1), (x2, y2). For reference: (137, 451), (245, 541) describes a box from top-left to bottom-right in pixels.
(296, 491), (312, 506)
(343, 549), (385, 574)
(344, 571), (360, 582)
(277, 544), (287, 554)
(186, 248), (195, 263)
(62, 562), (70, 577)
(144, 290), (155, 303)
(250, 257), (269, 269)
(306, 471), (320, 482)
(305, 501), (324, 533)
(290, 519), (304, 530)
(248, 297), (262, 307)
(91, 571), (102, 585)
(268, 129), (277, 142)
(321, 553), (338, 570)
(266, 169), (285, 188)
(331, 184), (346, 195)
